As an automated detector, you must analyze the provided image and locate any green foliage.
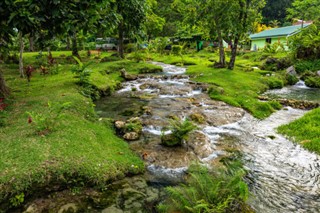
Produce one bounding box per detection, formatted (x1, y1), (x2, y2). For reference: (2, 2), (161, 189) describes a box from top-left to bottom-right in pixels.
(289, 22), (320, 59)
(269, 100), (282, 110)
(263, 43), (285, 53)
(295, 60), (320, 74)
(278, 108), (320, 155)
(262, 0), (294, 24)
(161, 119), (197, 147)
(49, 64), (61, 75)
(124, 119), (142, 133)
(9, 193), (24, 207)
(286, 74), (299, 85)
(27, 101), (72, 134)
(287, 0), (320, 22)
(158, 163), (250, 213)
(305, 76), (320, 88)
(265, 77), (284, 89)
(71, 56), (100, 100)
(171, 45), (183, 56)
(148, 37), (170, 55)
(72, 56), (92, 86)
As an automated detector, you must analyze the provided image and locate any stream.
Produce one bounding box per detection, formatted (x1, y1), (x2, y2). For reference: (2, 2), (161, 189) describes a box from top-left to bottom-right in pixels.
(95, 62), (320, 213)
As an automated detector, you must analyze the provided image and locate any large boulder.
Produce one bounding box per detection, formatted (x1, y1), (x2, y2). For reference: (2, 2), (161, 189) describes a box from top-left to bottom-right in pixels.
(120, 69), (138, 81)
(286, 66), (297, 76)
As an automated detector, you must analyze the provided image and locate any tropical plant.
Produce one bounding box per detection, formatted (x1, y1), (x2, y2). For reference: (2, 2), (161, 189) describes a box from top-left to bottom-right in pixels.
(158, 163), (250, 213)
(289, 22), (320, 59)
(71, 56), (92, 86)
(161, 119), (197, 147)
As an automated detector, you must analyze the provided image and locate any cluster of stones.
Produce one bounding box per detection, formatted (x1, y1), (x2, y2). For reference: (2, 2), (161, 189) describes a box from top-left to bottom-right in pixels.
(115, 117), (143, 141)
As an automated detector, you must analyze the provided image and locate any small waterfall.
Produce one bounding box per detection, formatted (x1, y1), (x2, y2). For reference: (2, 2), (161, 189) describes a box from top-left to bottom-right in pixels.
(294, 80), (310, 89)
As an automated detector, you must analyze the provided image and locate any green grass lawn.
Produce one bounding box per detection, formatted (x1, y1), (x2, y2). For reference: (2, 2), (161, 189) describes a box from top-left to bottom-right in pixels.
(278, 108), (320, 155)
(0, 51), (147, 208)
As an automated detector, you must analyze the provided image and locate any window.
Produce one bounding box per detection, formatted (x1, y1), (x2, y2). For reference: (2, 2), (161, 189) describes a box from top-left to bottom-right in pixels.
(266, 38), (271, 44)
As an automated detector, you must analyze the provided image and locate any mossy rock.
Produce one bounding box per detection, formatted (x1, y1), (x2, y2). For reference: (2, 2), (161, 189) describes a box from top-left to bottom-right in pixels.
(189, 113), (206, 124)
(208, 85), (224, 96)
(161, 134), (182, 147)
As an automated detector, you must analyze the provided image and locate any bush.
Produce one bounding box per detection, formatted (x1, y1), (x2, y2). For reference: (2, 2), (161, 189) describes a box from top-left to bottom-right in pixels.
(286, 74), (299, 85)
(295, 60), (320, 74)
(305, 76), (320, 88)
(171, 45), (183, 55)
(265, 77), (284, 89)
(124, 43), (136, 53)
(161, 119), (196, 147)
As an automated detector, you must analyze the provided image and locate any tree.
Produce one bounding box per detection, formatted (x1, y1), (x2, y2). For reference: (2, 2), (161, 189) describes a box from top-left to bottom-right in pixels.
(112, 0), (147, 58)
(174, 0), (233, 67)
(155, 0), (184, 37)
(227, 0), (265, 70)
(262, 0), (294, 25)
(287, 0), (320, 27)
(145, 0), (166, 41)
(5, 0), (39, 77)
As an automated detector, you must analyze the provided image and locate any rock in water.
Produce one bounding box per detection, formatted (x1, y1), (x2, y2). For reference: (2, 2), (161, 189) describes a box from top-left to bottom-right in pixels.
(123, 132), (140, 141)
(115, 121), (126, 129)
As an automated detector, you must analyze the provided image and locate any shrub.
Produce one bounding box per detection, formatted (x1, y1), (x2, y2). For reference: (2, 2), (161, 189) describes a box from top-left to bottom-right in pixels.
(171, 45), (183, 56)
(305, 76), (320, 88)
(124, 43), (136, 53)
(295, 60), (320, 74)
(286, 74), (299, 85)
(71, 56), (92, 86)
(157, 163), (250, 213)
(265, 77), (284, 89)
(161, 119), (196, 147)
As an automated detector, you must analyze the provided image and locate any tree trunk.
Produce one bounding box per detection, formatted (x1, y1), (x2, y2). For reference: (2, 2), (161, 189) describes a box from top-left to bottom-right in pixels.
(66, 36), (71, 50)
(19, 32), (24, 78)
(118, 22), (124, 58)
(217, 30), (225, 67)
(72, 31), (80, 59)
(0, 71), (10, 98)
(228, 37), (239, 70)
(29, 36), (34, 52)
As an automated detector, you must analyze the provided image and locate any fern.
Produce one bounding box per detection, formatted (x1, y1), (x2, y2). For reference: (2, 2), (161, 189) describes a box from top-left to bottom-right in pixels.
(158, 163), (250, 213)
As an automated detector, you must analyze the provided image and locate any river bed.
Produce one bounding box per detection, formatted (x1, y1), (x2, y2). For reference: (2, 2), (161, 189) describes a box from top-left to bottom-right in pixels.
(95, 62), (320, 213)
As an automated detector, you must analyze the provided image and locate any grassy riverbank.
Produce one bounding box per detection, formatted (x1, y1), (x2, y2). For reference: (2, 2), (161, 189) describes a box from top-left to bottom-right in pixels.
(278, 108), (320, 155)
(150, 51), (285, 119)
(0, 51), (147, 209)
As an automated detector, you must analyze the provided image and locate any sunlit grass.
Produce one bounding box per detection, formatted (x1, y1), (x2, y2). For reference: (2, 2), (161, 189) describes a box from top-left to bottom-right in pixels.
(278, 108), (320, 154)
(0, 52), (144, 203)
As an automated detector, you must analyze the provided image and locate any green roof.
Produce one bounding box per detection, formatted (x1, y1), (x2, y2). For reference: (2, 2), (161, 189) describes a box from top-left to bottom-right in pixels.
(250, 24), (311, 40)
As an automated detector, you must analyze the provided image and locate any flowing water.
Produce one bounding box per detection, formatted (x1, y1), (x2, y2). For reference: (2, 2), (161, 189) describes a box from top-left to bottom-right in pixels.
(95, 63), (320, 213)
(264, 80), (320, 103)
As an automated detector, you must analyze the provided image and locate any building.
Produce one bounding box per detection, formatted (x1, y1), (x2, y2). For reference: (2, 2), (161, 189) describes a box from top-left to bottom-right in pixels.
(249, 24), (311, 51)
